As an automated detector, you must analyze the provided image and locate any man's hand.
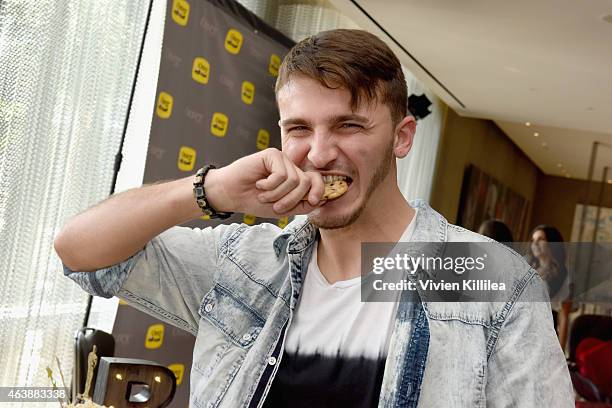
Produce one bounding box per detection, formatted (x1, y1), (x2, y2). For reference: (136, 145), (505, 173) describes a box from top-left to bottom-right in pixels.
(206, 148), (325, 218)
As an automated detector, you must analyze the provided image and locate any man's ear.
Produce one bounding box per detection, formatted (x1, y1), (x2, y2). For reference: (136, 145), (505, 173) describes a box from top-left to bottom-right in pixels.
(393, 115), (417, 158)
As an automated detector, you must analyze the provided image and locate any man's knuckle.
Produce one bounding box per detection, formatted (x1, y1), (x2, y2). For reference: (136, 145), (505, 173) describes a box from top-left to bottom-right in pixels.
(288, 175), (299, 187)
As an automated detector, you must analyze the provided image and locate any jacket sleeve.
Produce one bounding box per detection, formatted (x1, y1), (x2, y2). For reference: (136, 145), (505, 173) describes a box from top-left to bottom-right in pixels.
(62, 223), (238, 335)
(485, 271), (574, 407)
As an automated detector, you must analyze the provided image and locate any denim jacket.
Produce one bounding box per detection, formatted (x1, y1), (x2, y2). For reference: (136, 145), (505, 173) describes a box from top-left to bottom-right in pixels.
(64, 199), (574, 407)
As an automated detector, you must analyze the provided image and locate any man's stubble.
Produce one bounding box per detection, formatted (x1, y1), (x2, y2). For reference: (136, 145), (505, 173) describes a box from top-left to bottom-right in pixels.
(308, 139), (395, 230)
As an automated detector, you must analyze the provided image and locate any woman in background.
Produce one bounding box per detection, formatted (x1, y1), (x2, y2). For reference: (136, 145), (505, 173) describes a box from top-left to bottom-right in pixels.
(527, 225), (568, 300)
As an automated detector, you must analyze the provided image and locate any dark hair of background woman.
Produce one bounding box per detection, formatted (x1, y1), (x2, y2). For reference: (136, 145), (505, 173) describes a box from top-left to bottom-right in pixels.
(527, 224), (568, 298)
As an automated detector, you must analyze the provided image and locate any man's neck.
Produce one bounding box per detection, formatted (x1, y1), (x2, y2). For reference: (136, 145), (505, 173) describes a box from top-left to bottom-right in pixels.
(316, 184), (415, 284)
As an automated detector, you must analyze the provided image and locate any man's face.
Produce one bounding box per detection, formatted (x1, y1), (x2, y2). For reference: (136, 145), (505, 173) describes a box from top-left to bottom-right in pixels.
(277, 75), (398, 229)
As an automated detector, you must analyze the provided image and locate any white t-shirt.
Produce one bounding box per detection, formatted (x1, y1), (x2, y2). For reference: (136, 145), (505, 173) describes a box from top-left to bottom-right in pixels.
(263, 212), (417, 407)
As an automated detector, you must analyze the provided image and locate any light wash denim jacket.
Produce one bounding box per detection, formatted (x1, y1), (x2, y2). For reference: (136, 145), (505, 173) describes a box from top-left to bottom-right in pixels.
(64, 200), (574, 407)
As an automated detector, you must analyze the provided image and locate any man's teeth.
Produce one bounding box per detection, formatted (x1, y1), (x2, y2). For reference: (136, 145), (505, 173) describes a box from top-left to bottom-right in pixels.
(322, 175), (347, 183)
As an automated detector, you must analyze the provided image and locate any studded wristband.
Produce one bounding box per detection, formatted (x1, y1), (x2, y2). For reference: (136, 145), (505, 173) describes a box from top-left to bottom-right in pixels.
(193, 165), (233, 219)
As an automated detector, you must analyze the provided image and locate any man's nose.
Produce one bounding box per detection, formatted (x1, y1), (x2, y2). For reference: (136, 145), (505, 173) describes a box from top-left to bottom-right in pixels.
(307, 132), (338, 168)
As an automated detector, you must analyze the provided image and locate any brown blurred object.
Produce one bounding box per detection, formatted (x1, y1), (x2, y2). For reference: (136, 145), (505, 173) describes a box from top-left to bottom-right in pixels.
(92, 358), (176, 408)
(558, 300), (572, 350)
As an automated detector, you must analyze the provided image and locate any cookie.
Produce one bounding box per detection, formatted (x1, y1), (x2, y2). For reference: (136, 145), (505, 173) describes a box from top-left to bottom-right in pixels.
(302, 179), (349, 201)
(322, 179), (348, 200)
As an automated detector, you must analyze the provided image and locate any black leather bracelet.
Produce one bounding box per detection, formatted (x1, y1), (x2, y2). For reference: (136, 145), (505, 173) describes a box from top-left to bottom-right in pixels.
(193, 165), (233, 219)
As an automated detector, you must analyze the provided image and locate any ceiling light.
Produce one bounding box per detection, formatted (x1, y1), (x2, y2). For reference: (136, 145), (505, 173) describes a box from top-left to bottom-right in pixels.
(534, 132), (539, 137)
(541, 142), (548, 148)
(557, 163), (563, 168)
(566, 174), (571, 178)
(525, 122), (531, 127)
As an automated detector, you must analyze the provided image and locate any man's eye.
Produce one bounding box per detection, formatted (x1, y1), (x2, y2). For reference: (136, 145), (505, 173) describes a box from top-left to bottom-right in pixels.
(340, 123), (362, 129)
(287, 126), (309, 136)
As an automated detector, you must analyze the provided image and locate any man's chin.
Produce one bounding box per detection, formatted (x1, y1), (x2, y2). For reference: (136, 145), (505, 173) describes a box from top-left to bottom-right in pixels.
(307, 206), (361, 230)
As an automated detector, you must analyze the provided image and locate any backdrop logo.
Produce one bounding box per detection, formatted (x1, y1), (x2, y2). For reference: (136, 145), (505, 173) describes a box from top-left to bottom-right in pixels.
(224, 29), (243, 54)
(145, 324), (165, 349)
(168, 364), (185, 385)
(156, 92), (173, 119)
(192, 57), (210, 84)
(243, 214), (256, 225)
(211, 112), (229, 137)
(178, 146), (197, 171)
(199, 16), (217, 35)
(219, 74), (235, 90)
(165, 49), (182, 68)
(186, 107), (204, 123)
(241, 81), (255, 104)
(172, 0), (190, 26)
(256, 129), (270, 150)
(269, 54), (281, 76)
(150, 146), (165, 160)
(278, 217), (289, 228)
(115, 333), (133, 345)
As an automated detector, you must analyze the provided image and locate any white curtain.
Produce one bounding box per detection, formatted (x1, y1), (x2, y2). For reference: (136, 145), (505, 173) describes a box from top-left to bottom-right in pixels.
(274, 3), (359, 41)
(237, 0), (359, 41)
(396, 68), (446, 201)
(0, 0), (149, 396)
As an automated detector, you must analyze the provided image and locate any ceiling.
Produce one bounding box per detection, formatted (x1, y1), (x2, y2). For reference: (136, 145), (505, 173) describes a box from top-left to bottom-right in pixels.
(330, 0), (612, 181)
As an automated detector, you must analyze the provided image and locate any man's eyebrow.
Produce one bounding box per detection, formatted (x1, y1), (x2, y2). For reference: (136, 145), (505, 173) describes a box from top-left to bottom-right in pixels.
(279, 113), (369, 127)
(278, 118), (312, 127)
(327, 113), (369, 124)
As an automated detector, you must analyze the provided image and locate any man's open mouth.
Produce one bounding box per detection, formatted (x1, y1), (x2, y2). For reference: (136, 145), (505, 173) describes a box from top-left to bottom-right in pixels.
(322, 174), (353, 186)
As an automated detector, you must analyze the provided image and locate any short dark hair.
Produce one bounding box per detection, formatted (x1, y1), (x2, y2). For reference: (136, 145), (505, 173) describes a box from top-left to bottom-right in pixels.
(276, 29), (407, 125)
(478, 219), (514, 243)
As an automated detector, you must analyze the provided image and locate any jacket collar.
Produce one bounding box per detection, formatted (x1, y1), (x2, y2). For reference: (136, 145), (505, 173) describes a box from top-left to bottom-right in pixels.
(272, 199), (448, 258)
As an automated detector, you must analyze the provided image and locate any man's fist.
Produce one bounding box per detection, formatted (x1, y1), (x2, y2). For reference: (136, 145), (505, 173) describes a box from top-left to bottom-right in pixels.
(204, 148), (326, 218)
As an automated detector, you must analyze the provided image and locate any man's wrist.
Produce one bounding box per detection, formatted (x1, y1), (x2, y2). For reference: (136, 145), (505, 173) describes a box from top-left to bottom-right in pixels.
(174, 176), (205, 222)
(201, 168), (233, 214)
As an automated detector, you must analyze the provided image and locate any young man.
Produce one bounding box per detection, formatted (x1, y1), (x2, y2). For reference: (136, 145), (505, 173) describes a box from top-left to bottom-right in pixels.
(55, 29), (573, 407)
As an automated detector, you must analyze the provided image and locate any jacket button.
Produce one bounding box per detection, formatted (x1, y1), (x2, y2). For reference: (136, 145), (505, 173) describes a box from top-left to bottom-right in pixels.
(267, 356), (277, 366)
(242, 333), (252, 342)
(204, 303), (214, 313)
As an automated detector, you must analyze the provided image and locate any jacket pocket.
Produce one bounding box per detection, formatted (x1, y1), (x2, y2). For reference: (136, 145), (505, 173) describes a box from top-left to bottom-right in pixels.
(198, 283), (265, 349)
(191, 284), (263, 407)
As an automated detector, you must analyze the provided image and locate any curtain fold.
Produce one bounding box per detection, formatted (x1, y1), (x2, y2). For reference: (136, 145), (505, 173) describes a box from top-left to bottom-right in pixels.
(0, 0), (149, 392)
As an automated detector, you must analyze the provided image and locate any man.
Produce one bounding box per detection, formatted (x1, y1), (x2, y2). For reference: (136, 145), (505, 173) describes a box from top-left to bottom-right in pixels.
(55, 29), (573, 407)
